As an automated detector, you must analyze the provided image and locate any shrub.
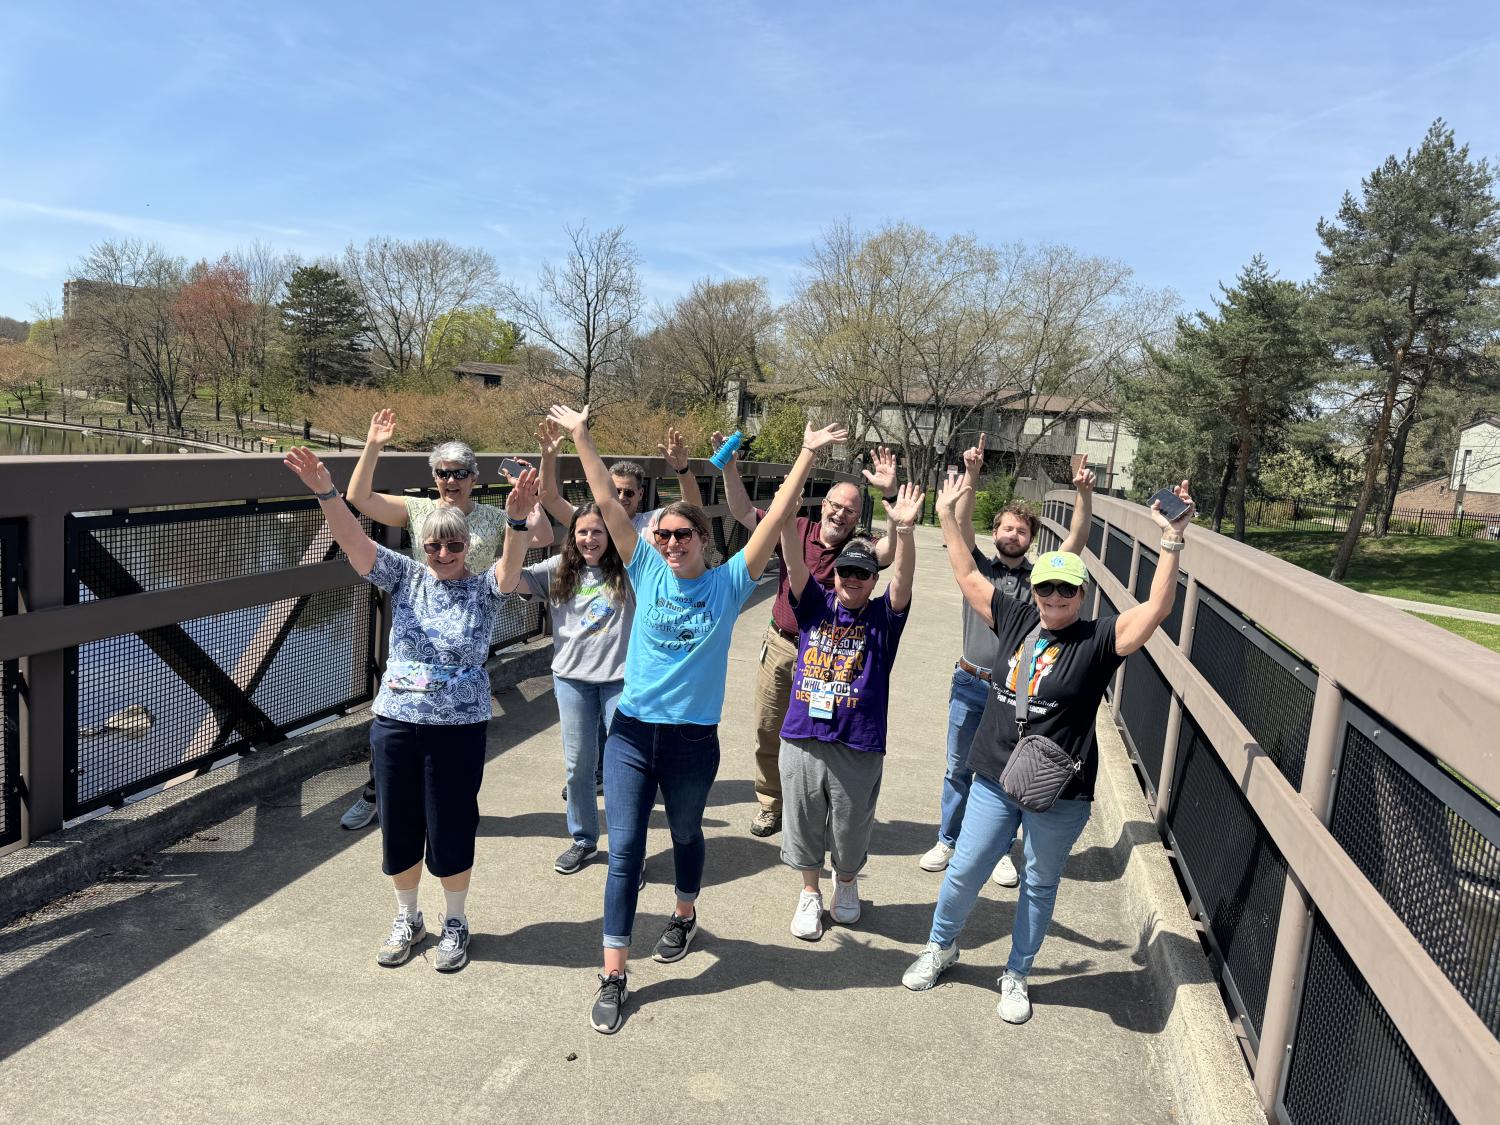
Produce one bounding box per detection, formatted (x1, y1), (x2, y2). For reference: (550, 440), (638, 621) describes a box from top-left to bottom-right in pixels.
(972, 473), (1016, 532)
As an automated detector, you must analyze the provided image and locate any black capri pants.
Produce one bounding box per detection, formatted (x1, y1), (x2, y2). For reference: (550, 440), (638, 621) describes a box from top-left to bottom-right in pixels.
(370, 716), (488, 878)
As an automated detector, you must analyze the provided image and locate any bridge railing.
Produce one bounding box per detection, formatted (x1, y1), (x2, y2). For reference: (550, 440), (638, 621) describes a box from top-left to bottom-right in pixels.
(1040, 489), (1500, 1124)
(0, 453), (859, 856)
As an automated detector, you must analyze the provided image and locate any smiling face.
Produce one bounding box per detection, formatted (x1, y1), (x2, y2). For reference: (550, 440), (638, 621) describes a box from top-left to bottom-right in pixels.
(992, 512), (1033, 562)
(833, 564), (875, 611)
(652, 513), (706, 578)
(612, 474), (645, 519)
(820, 482), (862, 546)
(1032, 579), (1084, 631)
(573, 511), (608, 566)
(433, 461), (476, 509)
(423, 536), (470, 580)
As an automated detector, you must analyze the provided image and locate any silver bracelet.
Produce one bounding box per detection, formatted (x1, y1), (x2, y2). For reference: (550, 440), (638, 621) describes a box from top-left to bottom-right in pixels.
(1160, 535), (1184, 553)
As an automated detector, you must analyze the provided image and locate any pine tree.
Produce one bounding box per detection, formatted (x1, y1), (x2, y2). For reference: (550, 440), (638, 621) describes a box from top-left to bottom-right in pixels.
(279, 265), (371, 387)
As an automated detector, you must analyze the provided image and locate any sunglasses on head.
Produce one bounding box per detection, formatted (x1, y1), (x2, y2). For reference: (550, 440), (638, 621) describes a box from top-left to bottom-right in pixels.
(433, 468), (473, 481)
(422, 540), (468, 555)
(652, 527), (696, 543)
(1033, 581), (1081, 598)
(836, 565), (874, 581)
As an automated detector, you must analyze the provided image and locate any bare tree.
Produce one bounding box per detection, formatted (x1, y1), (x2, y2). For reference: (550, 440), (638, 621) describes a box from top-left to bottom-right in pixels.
(500, 223), (642, 408)
(232, 241), (299, 413)
(341, 237), (498, 382)
(647, 276), (776, 407)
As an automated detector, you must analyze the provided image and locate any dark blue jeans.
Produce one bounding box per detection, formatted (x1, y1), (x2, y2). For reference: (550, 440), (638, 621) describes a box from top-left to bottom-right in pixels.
(601, 709), (720, 949)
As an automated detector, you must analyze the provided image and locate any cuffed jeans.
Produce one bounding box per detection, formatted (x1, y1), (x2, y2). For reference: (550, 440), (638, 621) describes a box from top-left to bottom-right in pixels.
(928, 774), (1091, 976)
(937, 666), (990, 847)
(601, 710), (720, 949)
(554, 674), (622, 848)
(752, 624), (799, 813)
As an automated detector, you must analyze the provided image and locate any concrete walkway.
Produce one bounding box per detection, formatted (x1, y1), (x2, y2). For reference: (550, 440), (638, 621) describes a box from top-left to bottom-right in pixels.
(1370, 593), (1500, 625)
(0, 528), (1189, 1124)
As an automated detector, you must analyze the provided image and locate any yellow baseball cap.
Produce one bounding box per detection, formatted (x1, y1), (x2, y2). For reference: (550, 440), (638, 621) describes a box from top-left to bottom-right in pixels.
(1033, 551), (1088, 587)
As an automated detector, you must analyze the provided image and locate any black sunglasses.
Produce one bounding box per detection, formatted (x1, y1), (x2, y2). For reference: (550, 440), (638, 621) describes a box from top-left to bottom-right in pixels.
(836, 565), (874, 581)
(1033, 581), (1081, 598)
(652, 527), (696, 543)
(433, 468), (474, 481)
(615, 487), (638, 500)
(422, 540), (468, 555)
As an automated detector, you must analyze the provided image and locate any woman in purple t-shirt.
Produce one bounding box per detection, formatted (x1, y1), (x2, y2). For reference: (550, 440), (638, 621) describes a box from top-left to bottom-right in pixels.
(776, 483), (923, 941)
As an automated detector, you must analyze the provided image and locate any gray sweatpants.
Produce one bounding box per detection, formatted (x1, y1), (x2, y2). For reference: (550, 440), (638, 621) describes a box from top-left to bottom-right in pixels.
(778, 737), (885, 877)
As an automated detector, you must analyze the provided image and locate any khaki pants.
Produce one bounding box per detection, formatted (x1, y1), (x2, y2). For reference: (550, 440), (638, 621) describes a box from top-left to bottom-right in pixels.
(753, 623), (799, 814)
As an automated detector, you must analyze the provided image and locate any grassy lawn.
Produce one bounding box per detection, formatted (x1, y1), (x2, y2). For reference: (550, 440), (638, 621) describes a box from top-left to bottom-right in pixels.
(1407, 612), (1500, 654)
(1241, 528), (1500, 616)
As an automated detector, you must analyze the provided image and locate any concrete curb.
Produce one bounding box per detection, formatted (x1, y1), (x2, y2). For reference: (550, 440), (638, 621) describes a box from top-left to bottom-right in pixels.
(1090, 713), (1266, 1125)
(0, 635), (554, 929)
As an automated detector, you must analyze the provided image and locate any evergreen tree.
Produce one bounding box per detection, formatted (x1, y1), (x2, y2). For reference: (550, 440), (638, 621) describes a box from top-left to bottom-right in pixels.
(278, 265), (371, 387)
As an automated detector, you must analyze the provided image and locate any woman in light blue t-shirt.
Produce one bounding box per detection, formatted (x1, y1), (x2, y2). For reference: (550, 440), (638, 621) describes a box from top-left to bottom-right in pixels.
(546, 402), (848, 1035)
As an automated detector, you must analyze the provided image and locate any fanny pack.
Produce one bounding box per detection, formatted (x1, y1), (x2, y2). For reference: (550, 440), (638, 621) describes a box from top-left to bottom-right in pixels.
(997, 623), (1081, 813)
(383, 660), (480, 693)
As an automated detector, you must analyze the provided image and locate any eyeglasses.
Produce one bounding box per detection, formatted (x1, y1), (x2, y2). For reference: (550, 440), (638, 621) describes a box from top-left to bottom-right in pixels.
(652, 527), (696, 543)
(433, 468), (473, 481)
(1033, 581), (1081, 598)
(615, 487), (638, 500)
(836, 566), (874, 581)
(422, 540), (468, 555)
(822, 499), (857, 517)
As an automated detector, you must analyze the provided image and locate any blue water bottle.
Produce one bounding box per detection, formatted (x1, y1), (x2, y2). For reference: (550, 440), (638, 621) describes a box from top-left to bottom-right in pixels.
(710, 430), (744, 470)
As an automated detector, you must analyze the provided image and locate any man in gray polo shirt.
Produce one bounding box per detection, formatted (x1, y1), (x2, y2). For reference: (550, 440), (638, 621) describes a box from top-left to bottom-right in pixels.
(918, 439), (1093, 882)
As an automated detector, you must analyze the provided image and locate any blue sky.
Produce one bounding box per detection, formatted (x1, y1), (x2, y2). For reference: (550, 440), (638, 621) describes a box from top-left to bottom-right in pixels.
(3, 0), (1498, 321)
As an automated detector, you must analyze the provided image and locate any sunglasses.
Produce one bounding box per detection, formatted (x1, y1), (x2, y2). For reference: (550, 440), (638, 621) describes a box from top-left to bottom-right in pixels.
(652, 527), (696, 543)
(615, 487), (638, 500)
(836, 566), (874, 581)
(1033, 581), (1081, 598)
(433, 468), (473, 481)
(422, 540), (468, 555)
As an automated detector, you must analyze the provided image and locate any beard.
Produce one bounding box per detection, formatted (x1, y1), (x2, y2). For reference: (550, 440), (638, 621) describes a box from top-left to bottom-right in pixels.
(994, 539), (1027, 561)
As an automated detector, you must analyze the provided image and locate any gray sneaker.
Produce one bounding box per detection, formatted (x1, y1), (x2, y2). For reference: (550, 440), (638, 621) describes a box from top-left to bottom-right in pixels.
(591, 971), (629, 1034)
(434, 917), (470, 973)
(998, 970), (1031, 1023)
(377, 910), (425, 967)
(555, 842), (597, 875)
(652, 912), (698, 963)
(340, 797), (377, 831)
(902, 941), (959, 990)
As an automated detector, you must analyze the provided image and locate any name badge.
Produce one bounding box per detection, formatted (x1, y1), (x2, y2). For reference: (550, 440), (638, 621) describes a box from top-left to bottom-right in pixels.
(809, 690), (836, 719)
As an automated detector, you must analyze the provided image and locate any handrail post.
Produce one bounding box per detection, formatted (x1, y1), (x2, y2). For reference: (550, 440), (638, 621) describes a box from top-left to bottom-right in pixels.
(18, 510), (68, 842)
(1152, 574), (1199, 829)
(1109, 532), (1143, 723)
(1251, 670), (1344, 1111)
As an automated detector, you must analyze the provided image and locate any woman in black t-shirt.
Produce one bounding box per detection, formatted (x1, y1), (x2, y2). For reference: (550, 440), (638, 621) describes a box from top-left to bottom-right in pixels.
(901, 477), (1195, 1026)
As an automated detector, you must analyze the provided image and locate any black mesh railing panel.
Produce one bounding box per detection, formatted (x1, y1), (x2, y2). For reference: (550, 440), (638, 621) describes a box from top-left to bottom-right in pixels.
(1060, 502), (1074, 529)
(1037, 526), (1060, 554)
(70, 584), (374, 816)
(1119, 649), (1170, 794)
(1167, 716), (1288, 1038)
(1282, 915), (1456, 1125)
(490, 546), (547, 652)
(0, 521), (19, 847)
(1190, 592), (1313, 789)
(1130, 547), (1188, 643)
(1087, 515), (1104, 558)
(1105, 529), (1132, 588)
(1133, 548), (1156, 604)
(1328, 714), (1500, 1035)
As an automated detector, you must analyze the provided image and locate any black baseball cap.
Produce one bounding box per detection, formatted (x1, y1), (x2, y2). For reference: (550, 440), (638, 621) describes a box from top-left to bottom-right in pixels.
(833, 542), (879, 576)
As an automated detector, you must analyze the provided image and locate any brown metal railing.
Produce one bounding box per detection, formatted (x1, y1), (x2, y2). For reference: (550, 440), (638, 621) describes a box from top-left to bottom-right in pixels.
(1040, 489), (1500, 1124)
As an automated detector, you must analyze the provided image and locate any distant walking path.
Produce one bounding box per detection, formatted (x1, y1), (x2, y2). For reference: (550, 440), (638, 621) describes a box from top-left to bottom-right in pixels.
(1369, 594), (1500, 626)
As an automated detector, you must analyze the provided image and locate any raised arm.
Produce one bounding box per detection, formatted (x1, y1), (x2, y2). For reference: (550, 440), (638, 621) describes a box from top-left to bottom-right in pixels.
(712, 430), (759, 530)
(936, 475), (995, 628)
(285, 447), (377, 576)
(863, 444), (899, 567)
(883, 482), (923, 614)
(1059, 460), (1095, 556)
(536, 418), (579, 527)
(1115, 480), (1194, 655)
(779, 508), (810, 595)
(493, 468), (541, 595)
(660, 426), (704, 510)
(548, 404), (638, 564)
(742, 421), (848, 580)
(952, 434), (984, 551)
(345, 409), (410, 527)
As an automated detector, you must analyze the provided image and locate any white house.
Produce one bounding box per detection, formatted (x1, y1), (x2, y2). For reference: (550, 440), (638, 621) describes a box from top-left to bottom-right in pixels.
(1451, 416), (1500, 495)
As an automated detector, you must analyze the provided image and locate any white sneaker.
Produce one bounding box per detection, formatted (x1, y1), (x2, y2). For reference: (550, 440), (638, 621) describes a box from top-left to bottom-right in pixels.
(998, 970), (1032, 1023)
(992, 853), (1019, 887)
(790, 889), (823, 941)
(901, 941), (959, 990)
(830, 876), (861, 924)
(918, 842), (955, 872)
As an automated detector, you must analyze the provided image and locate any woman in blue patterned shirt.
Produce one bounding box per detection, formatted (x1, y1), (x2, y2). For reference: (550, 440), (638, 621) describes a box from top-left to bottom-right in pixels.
(285, 445), (530, 974)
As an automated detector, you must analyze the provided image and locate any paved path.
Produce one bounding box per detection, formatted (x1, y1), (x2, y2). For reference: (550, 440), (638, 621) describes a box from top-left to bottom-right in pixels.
(0, 527), (1181, 1124)
(1370, 594), (1500, 625)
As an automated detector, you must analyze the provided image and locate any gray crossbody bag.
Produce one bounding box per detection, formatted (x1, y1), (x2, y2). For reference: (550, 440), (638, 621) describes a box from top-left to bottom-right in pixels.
(998, 623), (1082, 813)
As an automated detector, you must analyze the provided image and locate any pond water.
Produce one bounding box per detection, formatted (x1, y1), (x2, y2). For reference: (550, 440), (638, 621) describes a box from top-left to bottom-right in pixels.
(0, 421), (167, 456)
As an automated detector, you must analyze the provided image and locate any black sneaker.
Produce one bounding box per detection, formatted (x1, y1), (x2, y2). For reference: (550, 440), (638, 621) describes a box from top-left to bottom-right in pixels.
(591, 972), (629, 1034)
(652, 912), (698, 963)
(555, 842), (597, 875)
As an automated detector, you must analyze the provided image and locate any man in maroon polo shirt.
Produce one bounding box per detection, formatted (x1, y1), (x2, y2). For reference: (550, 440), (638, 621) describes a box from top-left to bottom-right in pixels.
(712, 432), (897, 836)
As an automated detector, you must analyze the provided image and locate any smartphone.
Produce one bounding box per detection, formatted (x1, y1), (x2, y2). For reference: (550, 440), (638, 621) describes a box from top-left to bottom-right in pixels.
(499, 457), (530, 480)
(1148, 487), (1190, 522)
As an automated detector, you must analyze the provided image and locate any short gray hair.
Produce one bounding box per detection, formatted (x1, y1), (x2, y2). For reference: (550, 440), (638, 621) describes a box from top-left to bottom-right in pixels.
(609, 460), (646, 487)
(428, 441), (478, 475)
(419, 506), (472, 548)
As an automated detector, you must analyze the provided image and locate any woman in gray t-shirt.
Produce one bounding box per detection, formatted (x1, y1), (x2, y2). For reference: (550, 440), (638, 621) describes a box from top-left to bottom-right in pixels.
(496, 476), (634, 876)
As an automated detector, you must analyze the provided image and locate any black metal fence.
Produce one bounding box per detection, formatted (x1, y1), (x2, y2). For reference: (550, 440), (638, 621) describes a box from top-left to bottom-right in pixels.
(1, 521), (19, 848)
(1243, 495), (1500, 540)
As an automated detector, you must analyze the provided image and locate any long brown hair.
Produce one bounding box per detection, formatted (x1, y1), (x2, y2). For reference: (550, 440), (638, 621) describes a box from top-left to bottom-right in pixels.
(551, 503), (628, 605)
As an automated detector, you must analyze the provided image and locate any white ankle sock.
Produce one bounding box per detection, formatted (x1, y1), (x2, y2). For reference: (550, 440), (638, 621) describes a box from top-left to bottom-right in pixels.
(444, 888), (469, 925)
(395, 887), (419, 915)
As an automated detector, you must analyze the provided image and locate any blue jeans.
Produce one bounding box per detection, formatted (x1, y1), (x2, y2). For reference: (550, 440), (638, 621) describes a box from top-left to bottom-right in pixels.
(601, 710), (720, 949)
(928, 774), (1091, 975)
(937, 667), (991, 847)
(554, 675), (623, 848)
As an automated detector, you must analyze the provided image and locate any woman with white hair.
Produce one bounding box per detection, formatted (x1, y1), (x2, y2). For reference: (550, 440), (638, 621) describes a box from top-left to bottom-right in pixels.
(336, 409), (554, 830)
(283, 447), (540, 973)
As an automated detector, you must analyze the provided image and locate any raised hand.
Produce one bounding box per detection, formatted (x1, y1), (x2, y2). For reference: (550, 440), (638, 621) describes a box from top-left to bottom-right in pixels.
(1150, 479), (1196, 535)
(500, 457), (533, 484)
(505, 467), (540, 520)
(862, 445), (897, 492)
(962, 433), (987, 476)
(366, 409), (396, 447)
(883, 481), (925, 528)
(284, 446), (334, 495)
(937, 473), (970, 515)
(710, 430), (738, 465)
(659, 427), (689, 472)
(547, 403), (590, 441)
(1073, 461), (1096, 496)
(536, 418), (565, 457)
(802, 420), (849, 452)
